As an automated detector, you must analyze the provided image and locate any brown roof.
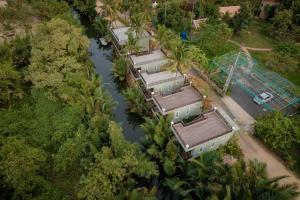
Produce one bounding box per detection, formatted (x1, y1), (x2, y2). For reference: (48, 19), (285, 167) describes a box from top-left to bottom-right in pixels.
(172, 110), (233, 150)
(153, 85), (202, 113)
(219, 6), (240, 17)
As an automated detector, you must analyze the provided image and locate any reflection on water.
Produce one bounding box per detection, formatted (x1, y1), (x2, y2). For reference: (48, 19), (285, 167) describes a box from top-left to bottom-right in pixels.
(75, 13), (179, 200)
(76, 13), (145, 142)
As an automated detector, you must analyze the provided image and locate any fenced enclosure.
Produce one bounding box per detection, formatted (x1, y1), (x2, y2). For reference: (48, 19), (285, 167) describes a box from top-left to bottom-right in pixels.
(210, 52), (300, 114)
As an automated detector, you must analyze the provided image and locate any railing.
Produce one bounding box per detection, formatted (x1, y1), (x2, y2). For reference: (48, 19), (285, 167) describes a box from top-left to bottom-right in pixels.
(138, 83), (152, 101)
(128, 65), (140, 80)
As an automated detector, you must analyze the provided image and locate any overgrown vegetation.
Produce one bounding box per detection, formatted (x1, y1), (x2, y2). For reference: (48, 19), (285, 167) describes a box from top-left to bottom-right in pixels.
(1, 0), (300, 199)
(0, 16), (158, 199)
(219, 134), (243, 159)
(141, 116), (299, 199)
(254, 112), (300, 175)
(252, 42), (300, 86)
(123, 87), (151, 116)
(112, 56), (128, 82)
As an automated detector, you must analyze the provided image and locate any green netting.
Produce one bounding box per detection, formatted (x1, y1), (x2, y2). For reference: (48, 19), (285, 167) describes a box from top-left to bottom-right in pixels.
(210, 52), (300, 113)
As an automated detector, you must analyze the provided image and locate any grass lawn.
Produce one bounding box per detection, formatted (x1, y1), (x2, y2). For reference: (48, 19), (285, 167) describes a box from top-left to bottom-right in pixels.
(231, 20), (277, 48)
(251, 51), (300, 86)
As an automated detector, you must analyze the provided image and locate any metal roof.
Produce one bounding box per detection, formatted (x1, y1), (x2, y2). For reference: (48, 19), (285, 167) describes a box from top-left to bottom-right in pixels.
(172, 110), (233, 151)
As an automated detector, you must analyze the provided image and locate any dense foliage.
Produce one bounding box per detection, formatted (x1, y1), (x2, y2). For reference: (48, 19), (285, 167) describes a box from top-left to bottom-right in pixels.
(112, 56), (128, 82)
(0, 17), (158, 199)
(123, 87), (151, 116)
(254, 112), (300, 171)
(191, 22), (235, 59)
(270, 0), (300, 41)
(141, 115), (299, 199)
(72, 0), (97, 20)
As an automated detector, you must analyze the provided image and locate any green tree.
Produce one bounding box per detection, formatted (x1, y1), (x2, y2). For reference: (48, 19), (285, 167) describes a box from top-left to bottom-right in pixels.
(73, 0), (97, 20)
(191, 22), (233, 58)
(93, 16), (110, 38)
(164, 151), (299, 199)
(112, 56), (127, 81)
(30, 0), (70, 20)
(123, 87), (150, 116)
(254, 112), (300, 166)
(229, 1), (253, 33)
(101, 0), (122, 27)
(157, 0), (192, 32)
(11, 34), (32, 68)
(271, 9), (294, 38)
(78, 121), (158, 200)
(26, 18), (90, 102)
(141, 115), (179, 176)
(0, 137), (47, 198)
(0, 61), (23, 107)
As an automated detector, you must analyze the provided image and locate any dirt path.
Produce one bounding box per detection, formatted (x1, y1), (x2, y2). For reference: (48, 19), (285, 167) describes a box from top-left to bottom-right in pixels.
(239, 133), (300, 198)
(228, 39), (273, 52)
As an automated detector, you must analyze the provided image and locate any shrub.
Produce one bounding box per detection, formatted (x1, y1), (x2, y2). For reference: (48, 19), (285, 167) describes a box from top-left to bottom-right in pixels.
(254, 112), (300, 167)
(112, 57), (127, 82)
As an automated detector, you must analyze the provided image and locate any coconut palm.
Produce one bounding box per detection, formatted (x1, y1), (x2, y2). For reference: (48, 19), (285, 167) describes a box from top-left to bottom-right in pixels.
(101, 0), (122, 27)
(164, 154), (299, 199)
(141, 115), (179, 176)
(112, 56), (127, 81)
(155, 26), (207, 75)
(154, 25), (173, 49)
(122, 31), (141, 55)
(123, 87), (150, 116)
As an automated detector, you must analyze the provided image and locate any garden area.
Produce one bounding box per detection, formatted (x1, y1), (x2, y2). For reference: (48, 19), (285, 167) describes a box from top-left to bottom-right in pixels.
(231, 19), (276, 48)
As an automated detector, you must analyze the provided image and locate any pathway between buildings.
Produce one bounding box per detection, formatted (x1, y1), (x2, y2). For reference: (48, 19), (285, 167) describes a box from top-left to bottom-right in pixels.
(188, 72), (300, 196)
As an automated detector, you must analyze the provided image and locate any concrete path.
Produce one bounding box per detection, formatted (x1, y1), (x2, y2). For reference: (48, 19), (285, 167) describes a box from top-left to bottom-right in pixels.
(221, 96), (255, 131)
(188, 72), (300, 196)
(238, 133), (300, 198)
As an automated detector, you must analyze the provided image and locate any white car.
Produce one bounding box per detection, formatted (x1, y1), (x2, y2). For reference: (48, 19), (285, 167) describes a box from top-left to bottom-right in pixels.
(253, 92), (273, 105)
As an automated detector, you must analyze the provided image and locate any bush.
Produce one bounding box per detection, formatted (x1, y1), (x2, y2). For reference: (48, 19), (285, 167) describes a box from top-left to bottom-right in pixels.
(11, 35), (32, 68)
(93, 17), (110, 37)
(274, 42), (300, 56)
(112, 57), (127, 82)
(30, 0), (70, 20)
(219, 134), (243, 159)
(123, 87), (151, 116)
(254, 112), (300, 168)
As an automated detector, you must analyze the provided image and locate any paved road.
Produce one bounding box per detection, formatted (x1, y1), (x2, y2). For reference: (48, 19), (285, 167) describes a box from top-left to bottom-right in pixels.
(230, 84), (267, 118)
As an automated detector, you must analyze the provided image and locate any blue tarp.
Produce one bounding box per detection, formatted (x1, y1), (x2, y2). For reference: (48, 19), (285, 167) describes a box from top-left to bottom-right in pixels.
(180, 31), (188, 41)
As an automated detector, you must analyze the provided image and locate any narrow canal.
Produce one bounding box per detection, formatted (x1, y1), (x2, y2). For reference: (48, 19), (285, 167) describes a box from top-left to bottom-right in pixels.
(76, 14), (145, 142)
(76, 13), (179, 200)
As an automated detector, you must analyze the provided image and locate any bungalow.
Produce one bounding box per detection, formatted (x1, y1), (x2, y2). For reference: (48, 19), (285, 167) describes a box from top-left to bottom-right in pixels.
(111, 27), (151, 55)
(219, 6), (240, 17)
(128, 49), (168, 80)
(171, 108), (236, 158)
(139, 71), (187, 100)
(152, 85), (203, 122)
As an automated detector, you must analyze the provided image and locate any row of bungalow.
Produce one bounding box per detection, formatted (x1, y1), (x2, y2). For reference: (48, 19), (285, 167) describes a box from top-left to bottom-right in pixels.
(110, 26), (237, 159)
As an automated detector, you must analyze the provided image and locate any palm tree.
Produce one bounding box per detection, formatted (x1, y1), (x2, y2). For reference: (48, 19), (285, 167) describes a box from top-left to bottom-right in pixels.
(101, 0), (122, 28)
(122, 31), (141, 55)
(154, 26), (208, 91)
(164, 154), (299, 200)
(112, 56), (127, 81)
(123, 86), (150, 116)
(141, 115), (180, 176)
